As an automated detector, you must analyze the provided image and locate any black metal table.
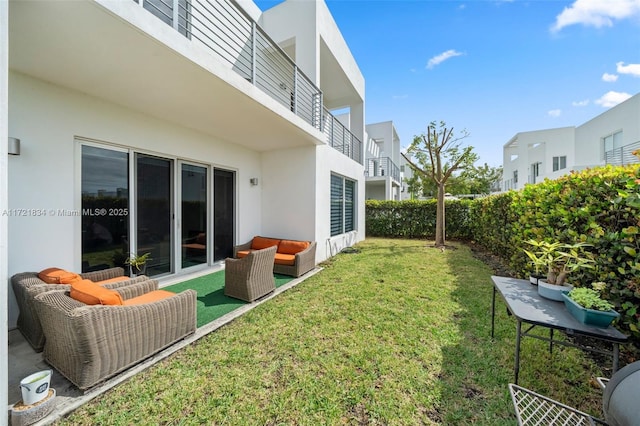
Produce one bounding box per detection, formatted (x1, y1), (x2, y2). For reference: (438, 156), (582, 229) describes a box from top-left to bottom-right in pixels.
(491, 275), (628, 384)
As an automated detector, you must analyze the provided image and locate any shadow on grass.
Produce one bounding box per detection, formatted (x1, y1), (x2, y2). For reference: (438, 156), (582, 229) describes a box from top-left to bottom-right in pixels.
(434, 242), (605, 424)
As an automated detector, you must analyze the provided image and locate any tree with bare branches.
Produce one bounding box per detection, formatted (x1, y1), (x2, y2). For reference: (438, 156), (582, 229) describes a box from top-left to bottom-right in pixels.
(402, 121), (478, 248)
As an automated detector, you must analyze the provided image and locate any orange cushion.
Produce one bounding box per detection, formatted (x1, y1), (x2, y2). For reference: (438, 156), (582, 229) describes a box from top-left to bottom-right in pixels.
(124, 290), (175, 306)
(274, 253), (296, 266)
(96, 276), (130, 286)
(70, 280), (123, 306)
(251, 236), (281, 250)
(38, 268), (81, 284)
(236, 250), (251, 259)
(278, 240), (310, 255)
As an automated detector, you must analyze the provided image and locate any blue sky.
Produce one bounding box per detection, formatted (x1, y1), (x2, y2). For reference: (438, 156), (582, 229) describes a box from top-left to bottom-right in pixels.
(255, 0), (640, 167)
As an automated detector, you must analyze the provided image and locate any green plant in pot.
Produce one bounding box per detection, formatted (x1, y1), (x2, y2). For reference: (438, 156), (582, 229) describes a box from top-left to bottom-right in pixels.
(523, 240), (558, 285)
(524, 240), (595, 301)
(125, 252), (151, 276)
(563, 282), (619, 327)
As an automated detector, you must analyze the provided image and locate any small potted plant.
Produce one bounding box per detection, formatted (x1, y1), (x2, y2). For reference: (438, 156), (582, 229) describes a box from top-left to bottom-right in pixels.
(562, 282), (619, 327)
(523, 240), (595, 301)
(125, 252), (151, 277)
(523, 239), (556, 285)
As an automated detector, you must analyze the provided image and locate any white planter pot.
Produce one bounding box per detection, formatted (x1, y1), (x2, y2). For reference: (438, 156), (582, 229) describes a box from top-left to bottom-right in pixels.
(538, 280), (573, 301)
(19, 370), (52, 405)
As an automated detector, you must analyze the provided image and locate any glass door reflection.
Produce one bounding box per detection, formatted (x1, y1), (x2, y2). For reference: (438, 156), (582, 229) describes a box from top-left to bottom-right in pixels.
(136, 154), (174, 276)
(181, 163), (208, 268)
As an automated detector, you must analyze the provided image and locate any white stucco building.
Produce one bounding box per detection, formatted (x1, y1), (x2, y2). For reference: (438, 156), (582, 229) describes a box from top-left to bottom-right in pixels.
(364, 121), (402, 200)
(503, 92), (640, 191)
(3, 0), (367, 416)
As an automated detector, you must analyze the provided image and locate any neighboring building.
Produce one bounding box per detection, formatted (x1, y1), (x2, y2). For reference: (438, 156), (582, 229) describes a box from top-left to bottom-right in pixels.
(503, 92), (640, 191)
(5, 0), (366, 346)
(364, 121), (402, 200)
(398, 153), (420, 200)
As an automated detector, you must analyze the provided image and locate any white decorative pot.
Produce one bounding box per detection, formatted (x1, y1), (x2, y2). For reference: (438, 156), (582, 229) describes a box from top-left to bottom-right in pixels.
(19, 370), (52, 406)
(538, 280), (572, 301)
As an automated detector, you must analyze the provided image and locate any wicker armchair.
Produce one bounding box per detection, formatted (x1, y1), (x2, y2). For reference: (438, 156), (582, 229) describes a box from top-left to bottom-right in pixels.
(33, 280), (197, 390)
(11, 267), (154, 351)
(225, 245), (277, 302)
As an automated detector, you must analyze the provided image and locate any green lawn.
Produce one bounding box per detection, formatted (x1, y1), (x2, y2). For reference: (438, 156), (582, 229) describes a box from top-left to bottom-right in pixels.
(58, 238), (607, 425)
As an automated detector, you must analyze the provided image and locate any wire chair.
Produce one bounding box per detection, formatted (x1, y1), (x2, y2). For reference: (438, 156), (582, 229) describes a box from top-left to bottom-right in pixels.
(509, 383), (607, 426)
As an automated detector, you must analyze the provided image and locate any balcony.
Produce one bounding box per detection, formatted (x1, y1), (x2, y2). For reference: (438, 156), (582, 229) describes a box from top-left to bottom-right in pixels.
(605, 141), (640, 166)
(365, 157), (400, 182)
(137, 0), (362, 163)
(9, 0), (362, 163)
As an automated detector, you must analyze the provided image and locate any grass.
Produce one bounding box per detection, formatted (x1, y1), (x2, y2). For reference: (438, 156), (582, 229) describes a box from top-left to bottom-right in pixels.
(57, 238), (607, 425)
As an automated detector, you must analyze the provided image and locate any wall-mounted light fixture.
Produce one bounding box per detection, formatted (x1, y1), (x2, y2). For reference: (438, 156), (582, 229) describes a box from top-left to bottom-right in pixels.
(8, 137), (20, 155)
(250, 178), (259, 186)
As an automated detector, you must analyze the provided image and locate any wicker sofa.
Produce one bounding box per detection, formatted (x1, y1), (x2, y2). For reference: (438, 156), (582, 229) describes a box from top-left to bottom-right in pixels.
(11, 267), (153, 351)
(32, 280), (197, 390)
(233, 236), (317, 277)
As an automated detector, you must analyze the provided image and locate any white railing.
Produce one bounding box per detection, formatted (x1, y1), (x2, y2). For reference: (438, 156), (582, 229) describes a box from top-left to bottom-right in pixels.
(605, 141), (640, 166)
(136, 0), (361, 163)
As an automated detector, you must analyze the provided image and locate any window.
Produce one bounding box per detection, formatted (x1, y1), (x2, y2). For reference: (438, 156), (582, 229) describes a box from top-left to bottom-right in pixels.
(331, 174), (355, 236)
(552, 156), (567, 172)
(142, 0), (191, 38)
(603, 131), (623, 152)
(513, 170), (518, 184)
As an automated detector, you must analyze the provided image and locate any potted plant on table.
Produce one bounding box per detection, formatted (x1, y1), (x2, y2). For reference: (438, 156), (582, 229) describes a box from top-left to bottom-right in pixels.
(523, 240), (556, 285)
(562, 282), (619, 327)
(125, 252), (151, 277)
(523, 240), (595, 301)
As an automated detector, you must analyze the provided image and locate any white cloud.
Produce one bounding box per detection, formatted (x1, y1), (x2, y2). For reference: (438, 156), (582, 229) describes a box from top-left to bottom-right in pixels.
(595, 91), (632, 108)
(426, 49), (465, 69)
(551, 0), (640, 32)
(572, 99), (589, 107)
(548, 109), (562, 117)
(616, 61), (640, 77)
(602, 73), (619, 82)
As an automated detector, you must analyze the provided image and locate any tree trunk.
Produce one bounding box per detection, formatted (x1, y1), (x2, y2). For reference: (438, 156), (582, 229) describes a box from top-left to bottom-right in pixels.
(435, 183), (446, 247)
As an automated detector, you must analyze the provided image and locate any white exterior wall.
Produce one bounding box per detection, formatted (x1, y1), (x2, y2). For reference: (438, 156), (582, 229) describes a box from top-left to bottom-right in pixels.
(503, 93), (640, 191)
(260, 146), (317, 243)
(575, 94), (640, 167)
(7, 72), (264, 328)
(364, 121), (401, 201)
(1, 0), (9, 420)
(261, 144), (365, 261)
(502, 127), (575, 190)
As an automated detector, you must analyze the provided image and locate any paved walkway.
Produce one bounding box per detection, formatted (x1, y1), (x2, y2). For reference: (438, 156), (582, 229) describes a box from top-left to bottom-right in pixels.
(6, 267), (319, 425)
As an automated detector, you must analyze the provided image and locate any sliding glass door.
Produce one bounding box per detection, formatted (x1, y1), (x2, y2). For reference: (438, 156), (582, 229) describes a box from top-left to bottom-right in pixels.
(136, 154), (174, 276)
(81, 142), (236, 276)
(181, 163), (208, 268)
(81, 145), (129, 272)
(214, 168), (235, 261)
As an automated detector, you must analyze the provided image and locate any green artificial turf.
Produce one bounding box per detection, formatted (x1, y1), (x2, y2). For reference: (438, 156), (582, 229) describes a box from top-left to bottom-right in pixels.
(163, 271), (293, 327)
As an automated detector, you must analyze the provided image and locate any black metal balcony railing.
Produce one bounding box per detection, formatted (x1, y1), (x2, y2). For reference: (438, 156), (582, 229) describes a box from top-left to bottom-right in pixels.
(605, 141), (640, 166)
(135, 0), (362, 163)
(365, 157), (400, 182)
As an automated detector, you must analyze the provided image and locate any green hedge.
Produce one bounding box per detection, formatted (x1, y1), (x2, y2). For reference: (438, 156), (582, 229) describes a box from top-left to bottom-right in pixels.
(365, 199), (472, 240)
(366, 165), (640, 340)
